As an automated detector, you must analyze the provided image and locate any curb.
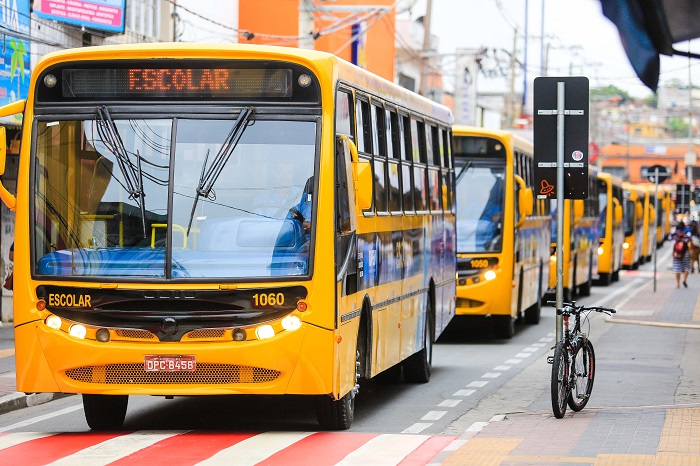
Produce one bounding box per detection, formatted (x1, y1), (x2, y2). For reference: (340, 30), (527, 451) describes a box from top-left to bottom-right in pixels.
(0, 392), (74, 416)
(605, 317), (700, 329)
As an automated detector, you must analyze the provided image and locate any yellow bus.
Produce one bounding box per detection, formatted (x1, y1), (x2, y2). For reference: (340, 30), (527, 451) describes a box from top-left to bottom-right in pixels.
(0, 43), (457, 430)
(622, 183), (645, 269)
(655, 185), (673, 245)
(595, 172), (624, 286)
(547, 170), (600, 302)
(453, 126), (550, 338)
(640, 184), (657, 263)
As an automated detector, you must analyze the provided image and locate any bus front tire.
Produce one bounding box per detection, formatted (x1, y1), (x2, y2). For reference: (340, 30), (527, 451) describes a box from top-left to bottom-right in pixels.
(316, 391), (354, 430)
(82, 394), (128, 430)
(495, 315), (515, 339)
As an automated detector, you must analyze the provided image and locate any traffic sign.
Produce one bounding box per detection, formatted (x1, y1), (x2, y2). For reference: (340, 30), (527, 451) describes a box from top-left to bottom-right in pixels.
(533, 76), (589, 199)
(644, 164), (670, 184)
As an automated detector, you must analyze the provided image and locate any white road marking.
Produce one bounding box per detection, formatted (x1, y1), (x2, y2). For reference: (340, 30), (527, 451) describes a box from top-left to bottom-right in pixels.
(438, 399), (462, 407)
(466, 380), (489, 388)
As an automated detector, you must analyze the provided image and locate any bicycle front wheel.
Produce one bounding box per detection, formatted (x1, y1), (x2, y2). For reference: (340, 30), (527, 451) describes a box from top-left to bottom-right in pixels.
(550, 341), (569, 419)
(567, 339), (595, 411)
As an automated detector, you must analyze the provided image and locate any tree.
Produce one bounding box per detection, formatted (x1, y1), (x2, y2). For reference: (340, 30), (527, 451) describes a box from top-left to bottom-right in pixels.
(666, 116), (691, 137)
(590, 85), (634, 103)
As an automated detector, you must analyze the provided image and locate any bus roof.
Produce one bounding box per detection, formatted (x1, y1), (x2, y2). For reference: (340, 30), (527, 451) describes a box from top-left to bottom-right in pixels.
(452, 125), (533, 154)
(32, 42), (452, 123)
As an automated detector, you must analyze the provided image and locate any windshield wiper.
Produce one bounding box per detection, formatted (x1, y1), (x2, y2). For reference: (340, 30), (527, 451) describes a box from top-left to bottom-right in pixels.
(186, 106), (255, 235)
(96, 106), (147, 238)
(455, 160), (473, 184)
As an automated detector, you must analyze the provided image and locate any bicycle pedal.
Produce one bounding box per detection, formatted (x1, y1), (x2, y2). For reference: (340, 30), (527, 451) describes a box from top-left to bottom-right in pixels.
(547, 356), (553, 364)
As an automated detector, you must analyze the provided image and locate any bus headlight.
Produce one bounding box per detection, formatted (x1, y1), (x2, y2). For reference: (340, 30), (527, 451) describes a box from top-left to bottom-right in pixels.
(281, 315), (302, 331)
(96, 328), (110, 342)
(45, 315), (62, 329)
(232, 328), (247, 341)
(255, 324), (275, 339)
(550, 255), (556, 262)
(484, 270), (497, 281)
(69, 324), (87, 339)
(598, 247), (604, 255)
(623, 242), (630, 249)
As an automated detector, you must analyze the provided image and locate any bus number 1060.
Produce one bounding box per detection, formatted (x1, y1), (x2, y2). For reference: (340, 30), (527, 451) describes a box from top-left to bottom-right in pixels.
(252, 293), (285, 307)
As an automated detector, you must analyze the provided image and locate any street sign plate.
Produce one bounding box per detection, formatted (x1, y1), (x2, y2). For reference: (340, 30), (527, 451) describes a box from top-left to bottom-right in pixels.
(644, 164), (671, 183)
(533, 76), (590, 199)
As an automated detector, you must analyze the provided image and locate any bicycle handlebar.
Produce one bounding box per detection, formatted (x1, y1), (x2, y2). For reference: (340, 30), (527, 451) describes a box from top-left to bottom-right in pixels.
(546, 300), (617, 315)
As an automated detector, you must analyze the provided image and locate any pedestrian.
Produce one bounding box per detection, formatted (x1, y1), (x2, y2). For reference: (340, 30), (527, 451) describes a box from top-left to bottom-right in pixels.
(672, 231), (690, 288)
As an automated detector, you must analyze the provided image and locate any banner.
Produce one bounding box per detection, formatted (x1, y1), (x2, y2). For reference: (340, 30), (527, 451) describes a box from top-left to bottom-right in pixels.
(34, 0), (126, 34)
(0, 0), (30, 126)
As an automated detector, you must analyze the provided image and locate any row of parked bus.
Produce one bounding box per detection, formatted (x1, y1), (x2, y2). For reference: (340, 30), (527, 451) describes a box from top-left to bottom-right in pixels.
(0, 43), (679, 431)
(453, 126), (674, 338)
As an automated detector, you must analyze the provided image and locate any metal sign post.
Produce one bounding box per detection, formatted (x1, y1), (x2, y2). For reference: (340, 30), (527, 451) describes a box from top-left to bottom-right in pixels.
(555, 82), (565, 341)
(646, 164), (670, 292)
(534, 76), (589, 342)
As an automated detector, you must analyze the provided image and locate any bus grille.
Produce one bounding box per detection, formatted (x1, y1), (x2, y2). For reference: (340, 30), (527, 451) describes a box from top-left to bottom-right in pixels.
(65, 364), (280, 385)
(115, 329), (157, 340)
(456, 298), (484, 308)
(185, 329), (226, 339)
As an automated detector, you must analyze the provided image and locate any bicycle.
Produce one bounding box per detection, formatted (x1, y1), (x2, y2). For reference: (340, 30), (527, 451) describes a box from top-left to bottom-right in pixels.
(547, 301), (616, 419)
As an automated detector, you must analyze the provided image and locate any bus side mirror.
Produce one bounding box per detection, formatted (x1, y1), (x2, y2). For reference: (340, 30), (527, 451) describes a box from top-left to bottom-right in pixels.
(514, 175), (532, 227)
(0, 126), (6, 176)
(573, 200), (584, 223)
(343, 137), (373, 211)
(0, 99), (25, 211)
(613, 198), (623, 223)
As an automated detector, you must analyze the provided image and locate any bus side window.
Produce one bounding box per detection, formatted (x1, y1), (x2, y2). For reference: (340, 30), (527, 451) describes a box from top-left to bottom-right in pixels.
(335, 136), (358, 292)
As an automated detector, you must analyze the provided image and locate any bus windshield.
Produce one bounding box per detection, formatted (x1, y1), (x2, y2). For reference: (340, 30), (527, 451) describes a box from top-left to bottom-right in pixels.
(33, 117), (317, 279)
(455, 161), (505, 253)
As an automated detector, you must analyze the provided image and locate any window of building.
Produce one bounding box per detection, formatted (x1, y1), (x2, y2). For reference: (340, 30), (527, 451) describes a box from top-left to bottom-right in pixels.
(127, 0), (159, 38)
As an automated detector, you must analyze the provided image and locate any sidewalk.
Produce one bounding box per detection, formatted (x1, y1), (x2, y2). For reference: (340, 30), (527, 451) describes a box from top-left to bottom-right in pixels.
(435, 253), (700, 465)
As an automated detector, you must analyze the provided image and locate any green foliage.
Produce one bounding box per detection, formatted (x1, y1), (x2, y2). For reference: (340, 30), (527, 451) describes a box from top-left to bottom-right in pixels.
(590, 85), (633, 102)
(666, 116), (691, 137)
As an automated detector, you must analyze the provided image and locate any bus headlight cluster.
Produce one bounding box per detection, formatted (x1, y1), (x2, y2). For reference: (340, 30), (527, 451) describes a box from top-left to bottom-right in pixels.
(598, 247), (604, 255)
(45, 314), (62, 329)
(281, 315), (302, 331)
(484, 270), (497, 281)
(623, 242), (630, 249)
(69, 324), (87, 339)
(255, 324), (275, 339)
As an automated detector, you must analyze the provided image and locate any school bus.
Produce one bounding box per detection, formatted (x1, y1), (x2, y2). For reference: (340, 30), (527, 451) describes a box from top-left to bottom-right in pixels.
(622, 183), (645, 269)
(640, 184), (657, 262)
(594, 172), (624, 286)
(0, 43), (456, 430)
(655, 185), (673, 245)
(453, 126), (550, 338)
(547, 170), (600, 302)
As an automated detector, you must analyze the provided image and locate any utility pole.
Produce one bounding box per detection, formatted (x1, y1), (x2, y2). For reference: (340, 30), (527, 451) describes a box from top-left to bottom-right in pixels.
(418, 0), (432, 97)
(507, 28), (517, 128)
(688, 44), (695, 189)
(298, 0), (315, 49)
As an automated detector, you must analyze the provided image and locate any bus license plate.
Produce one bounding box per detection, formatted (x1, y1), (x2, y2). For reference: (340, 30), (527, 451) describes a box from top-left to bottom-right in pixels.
(144, 355), (196, 372)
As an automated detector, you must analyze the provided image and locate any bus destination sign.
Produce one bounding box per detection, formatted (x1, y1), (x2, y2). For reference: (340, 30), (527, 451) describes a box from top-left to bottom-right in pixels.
(60, 67), (294, 99)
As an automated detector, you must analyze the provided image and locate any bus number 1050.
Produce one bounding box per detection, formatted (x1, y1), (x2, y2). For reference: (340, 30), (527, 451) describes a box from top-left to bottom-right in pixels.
(470, 259), (489, 269)
(252, 293), (285, 307)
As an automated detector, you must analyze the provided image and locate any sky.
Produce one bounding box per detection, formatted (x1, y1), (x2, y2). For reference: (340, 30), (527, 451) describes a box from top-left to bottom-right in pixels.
(399, 0), (700, 100)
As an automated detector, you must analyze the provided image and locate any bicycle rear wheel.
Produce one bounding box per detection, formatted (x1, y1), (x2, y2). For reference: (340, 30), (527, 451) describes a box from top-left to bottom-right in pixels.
(550, 341), (569, 419)
(567, 339), (595, 411)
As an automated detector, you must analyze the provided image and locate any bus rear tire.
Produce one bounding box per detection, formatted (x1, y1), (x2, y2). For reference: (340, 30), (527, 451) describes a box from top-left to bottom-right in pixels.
(403, 314), (433, 383)
(82, 394), (128, 430)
